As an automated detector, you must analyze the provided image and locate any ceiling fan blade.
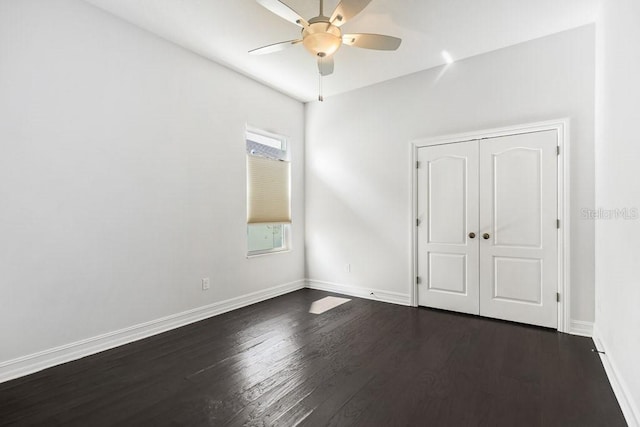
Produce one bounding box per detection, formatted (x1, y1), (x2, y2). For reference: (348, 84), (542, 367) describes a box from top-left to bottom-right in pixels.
(318, 56), (334, 76)
(249, 39), (302, 55)
(330, 0), (372, 27)
(342, 33), (402, 50)
(256, 0), (309, 28)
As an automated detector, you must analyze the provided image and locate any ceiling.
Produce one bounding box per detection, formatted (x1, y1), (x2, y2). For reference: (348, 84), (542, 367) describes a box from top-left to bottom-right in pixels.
(83, 0), (597, 102)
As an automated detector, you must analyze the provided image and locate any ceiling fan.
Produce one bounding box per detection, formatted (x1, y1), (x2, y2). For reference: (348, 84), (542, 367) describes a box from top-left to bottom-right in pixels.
(250, 0), (402, 101)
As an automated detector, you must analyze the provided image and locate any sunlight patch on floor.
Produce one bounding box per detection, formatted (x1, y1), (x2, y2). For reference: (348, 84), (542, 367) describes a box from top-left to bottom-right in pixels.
(308, 296), (351, 314)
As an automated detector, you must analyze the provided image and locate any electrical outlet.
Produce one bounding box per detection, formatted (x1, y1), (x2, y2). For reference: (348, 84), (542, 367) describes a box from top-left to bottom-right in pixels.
(201, 278), (210, 291)
(345, 263), (351, 273)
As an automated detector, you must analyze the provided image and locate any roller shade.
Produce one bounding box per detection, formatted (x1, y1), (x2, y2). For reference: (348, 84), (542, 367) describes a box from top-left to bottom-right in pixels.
(247, 155), (291, 224)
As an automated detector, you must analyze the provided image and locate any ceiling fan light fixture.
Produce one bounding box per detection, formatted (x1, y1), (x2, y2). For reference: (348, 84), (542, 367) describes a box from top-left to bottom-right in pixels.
(252, 0), (402, 101)
(302, 23), (342, 57)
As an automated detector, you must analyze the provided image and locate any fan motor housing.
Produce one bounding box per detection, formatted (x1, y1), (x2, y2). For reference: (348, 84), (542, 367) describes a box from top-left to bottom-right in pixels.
(302, 21), (342, 57)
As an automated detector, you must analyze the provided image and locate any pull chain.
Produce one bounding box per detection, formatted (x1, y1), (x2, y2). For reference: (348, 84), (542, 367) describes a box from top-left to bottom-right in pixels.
(318, 55), (324, 102)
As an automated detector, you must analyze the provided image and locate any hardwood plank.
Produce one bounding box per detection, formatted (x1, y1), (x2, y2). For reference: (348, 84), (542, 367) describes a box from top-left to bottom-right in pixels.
(0, 289), (626, 426)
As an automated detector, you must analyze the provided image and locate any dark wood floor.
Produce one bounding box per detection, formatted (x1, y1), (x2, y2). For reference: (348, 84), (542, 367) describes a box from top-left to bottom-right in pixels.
(0, 289), (625, 426)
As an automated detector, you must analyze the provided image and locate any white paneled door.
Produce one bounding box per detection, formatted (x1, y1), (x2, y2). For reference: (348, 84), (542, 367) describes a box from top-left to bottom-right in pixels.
(417, 130), (558, 328)
(417, 141), (480, 315)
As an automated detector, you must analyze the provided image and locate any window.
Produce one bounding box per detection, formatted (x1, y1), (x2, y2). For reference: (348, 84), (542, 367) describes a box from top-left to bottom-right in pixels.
(246, 128), (291, 255)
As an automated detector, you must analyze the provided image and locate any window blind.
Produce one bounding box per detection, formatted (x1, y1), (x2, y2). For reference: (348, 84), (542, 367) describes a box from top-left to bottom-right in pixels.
(247, 155), (291, 224)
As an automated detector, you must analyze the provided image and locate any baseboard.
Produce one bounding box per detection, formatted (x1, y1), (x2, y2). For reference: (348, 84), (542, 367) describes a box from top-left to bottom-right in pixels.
(568, 320), (594, 337)
(593, 326), (640, 427)
(305, 279), (411, 306)
(0, 279), (306, 384)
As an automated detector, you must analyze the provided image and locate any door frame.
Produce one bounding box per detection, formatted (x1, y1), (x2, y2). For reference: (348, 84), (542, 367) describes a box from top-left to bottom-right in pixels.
(410, 119), (571, 333)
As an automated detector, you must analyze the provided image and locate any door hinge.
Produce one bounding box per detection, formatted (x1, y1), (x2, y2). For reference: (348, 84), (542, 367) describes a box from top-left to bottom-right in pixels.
(557, 146), (560, 155)
(557, 219), (560, 229)
(416, 218), (421, 227)
(556, 292), (560, 302)
(416, 276), (422, 285)
(416, 161), (421, 169)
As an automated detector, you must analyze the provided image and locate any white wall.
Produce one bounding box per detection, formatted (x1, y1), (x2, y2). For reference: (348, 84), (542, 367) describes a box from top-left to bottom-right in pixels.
(306, 26), (596, 323)
(0, 0), (305, 365)
(595, 0), (640, 422)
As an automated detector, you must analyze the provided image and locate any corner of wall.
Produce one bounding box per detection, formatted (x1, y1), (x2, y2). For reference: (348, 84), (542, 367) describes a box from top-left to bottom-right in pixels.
(592, 325), (640, 427)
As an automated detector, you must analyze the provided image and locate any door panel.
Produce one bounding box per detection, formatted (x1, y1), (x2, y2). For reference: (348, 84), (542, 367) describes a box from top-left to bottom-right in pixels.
(427, 156), (467, 244)
(479, 131), (558, 328)
(428, 253), (467, 294)
(493, 257), (542, 304)
(493, 148), (542, 248)
(417, 141), (479, 315)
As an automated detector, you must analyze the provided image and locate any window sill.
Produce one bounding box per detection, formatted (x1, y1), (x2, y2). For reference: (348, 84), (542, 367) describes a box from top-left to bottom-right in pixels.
(246, 249), (291, 259)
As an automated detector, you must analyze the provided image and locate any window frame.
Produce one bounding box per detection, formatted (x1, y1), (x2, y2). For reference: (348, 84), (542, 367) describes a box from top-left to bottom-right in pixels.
(245, 125), (291, 257)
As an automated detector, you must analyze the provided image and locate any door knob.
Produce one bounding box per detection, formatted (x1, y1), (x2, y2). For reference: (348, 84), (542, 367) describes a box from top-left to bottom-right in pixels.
(468, 232), (476, 239)
(483, 233), (490, 240)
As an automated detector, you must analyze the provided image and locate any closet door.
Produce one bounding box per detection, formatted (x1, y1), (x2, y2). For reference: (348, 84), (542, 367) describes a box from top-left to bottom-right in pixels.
(417, 141), (479, 315)
(478, 131), (558, 328)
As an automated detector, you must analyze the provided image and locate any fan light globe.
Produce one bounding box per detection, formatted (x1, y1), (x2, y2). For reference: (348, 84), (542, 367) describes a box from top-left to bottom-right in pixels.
(302, 22), (342, 57)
